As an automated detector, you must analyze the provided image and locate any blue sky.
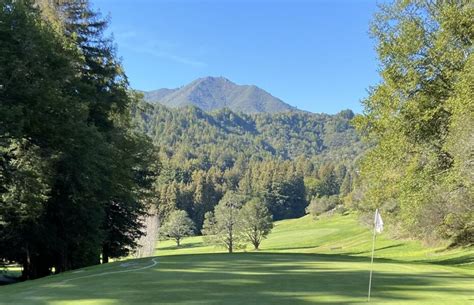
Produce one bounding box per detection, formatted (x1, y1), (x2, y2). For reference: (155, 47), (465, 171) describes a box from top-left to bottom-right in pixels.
(93, 0), (382, 114)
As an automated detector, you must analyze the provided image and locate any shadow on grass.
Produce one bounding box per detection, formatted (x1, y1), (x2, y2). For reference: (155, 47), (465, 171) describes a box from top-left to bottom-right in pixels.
(427, 254), (474, 266)
(0, 275), (20, 286)
(2, 252), (472, 305)
(265, 245), (321, 251)
(338, 243), (405, 256)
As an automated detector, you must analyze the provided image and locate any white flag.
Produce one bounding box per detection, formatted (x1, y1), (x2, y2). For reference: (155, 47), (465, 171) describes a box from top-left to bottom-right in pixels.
(374, 209), (383, 233)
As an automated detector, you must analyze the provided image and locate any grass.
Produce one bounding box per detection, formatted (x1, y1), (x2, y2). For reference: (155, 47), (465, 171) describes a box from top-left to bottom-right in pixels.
(1, 214), (472, 305)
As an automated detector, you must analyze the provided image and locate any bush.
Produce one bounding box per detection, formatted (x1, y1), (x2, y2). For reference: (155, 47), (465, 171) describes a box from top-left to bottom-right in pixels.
(334, 204), (348, 216)
(306, 196), (341, 219)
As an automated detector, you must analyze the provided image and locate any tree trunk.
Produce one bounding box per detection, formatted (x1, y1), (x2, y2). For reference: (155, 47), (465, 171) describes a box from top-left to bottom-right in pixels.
(22, 245), (31, 280)
(102, 245), (109, 264)
(24, 252), (52, 279)
(134, 209), (159, 258)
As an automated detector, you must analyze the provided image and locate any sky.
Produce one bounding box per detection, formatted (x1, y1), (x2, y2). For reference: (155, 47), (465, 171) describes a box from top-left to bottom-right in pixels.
(93, 0), (382, 114)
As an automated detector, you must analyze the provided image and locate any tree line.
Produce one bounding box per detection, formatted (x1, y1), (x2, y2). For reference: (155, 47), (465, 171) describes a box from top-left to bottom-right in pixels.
(0, 0), (158, 279)
(133, 102), (364, 170)
(152, 158), (354, 232)
(134, 96), (361, 231)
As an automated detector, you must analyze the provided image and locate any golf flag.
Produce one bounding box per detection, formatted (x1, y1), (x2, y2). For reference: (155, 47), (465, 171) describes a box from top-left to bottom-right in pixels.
(374, 209), (384, 233)
(368, 208), (383, 302)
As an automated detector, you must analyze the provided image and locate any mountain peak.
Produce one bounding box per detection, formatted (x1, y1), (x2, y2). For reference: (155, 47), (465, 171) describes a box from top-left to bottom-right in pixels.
(196, 76), (231, 83)
(142, 77), (297, 114)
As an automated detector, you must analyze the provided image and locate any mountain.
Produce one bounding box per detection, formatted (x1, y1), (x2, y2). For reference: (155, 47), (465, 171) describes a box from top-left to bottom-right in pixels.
(143, 88), (178, 102)
(142, 76), (298, 114)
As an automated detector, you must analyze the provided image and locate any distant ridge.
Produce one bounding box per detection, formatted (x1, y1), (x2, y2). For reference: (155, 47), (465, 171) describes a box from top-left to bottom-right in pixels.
(142, 76), (298, 114)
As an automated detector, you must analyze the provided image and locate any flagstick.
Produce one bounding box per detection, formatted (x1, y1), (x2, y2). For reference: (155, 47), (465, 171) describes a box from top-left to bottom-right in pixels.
(368, 209), (378, 302)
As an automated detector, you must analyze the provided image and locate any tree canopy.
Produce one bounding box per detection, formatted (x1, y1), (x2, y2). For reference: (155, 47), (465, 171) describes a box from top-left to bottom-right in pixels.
(0, 0), (157, 279)
(239, 198), (273, 250)
(353, 0), (473, 245)
(159, 210), (195, 246)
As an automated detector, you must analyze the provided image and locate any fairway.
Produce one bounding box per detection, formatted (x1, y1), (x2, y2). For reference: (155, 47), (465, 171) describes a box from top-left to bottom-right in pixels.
(1, 214), (473, 305)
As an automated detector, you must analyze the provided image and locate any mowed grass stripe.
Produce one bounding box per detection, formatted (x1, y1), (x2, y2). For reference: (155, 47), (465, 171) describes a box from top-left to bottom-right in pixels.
(1, 214), (472, 305)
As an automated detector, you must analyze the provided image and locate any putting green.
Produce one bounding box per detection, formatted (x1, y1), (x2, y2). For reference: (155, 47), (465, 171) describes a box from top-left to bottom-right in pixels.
(1, 214), (472, 305)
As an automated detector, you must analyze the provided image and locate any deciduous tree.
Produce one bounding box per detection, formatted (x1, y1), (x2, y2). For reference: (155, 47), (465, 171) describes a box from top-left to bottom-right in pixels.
(202, 191), (244, 253)
(160, 210), (195, 247)
(239, 198), (273, 250)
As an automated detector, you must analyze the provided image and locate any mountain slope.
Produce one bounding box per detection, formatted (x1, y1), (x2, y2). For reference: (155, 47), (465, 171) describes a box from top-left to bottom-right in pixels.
(142, 77), (297, 114)
(143, 88), (178, 102)
(134, 102), (363, 167)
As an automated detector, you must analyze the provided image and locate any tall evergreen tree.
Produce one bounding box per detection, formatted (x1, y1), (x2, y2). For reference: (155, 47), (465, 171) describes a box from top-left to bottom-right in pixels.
(0, 0), (157, 278)
(56, 0), (158, 263)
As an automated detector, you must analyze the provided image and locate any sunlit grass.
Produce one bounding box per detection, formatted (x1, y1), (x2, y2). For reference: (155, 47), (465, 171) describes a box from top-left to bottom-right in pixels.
(1, 213), (472, 305)
(157, 214), (473, 270)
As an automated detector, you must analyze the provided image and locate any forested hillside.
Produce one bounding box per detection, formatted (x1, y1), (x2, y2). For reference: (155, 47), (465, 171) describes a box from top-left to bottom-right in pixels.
(135, 102), (363, 167)
(0, 0), (365, 281)
(132, 102), (364, 229)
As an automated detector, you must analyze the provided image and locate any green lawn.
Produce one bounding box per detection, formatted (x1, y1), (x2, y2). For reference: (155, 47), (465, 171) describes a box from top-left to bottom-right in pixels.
(1, 214), (472, 305)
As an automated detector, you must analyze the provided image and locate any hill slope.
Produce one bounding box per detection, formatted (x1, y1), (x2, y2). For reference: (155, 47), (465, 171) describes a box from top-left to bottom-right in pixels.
(135, 103), (363, 165)
(142, 77), (297, 114)
(133, 103), (364, 229)
(157, 214), (474, 266)
(2, 214), (472, 305)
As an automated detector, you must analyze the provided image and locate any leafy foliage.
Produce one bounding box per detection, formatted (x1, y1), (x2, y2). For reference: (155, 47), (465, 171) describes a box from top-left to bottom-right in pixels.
(353, 0), (473, 245)
(306, 196), (341, 219)
(135, 102), (363, 167)
(239, 198), (273, 250)
(202, 191), (245, 253)
(159, 210), (195, 246)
